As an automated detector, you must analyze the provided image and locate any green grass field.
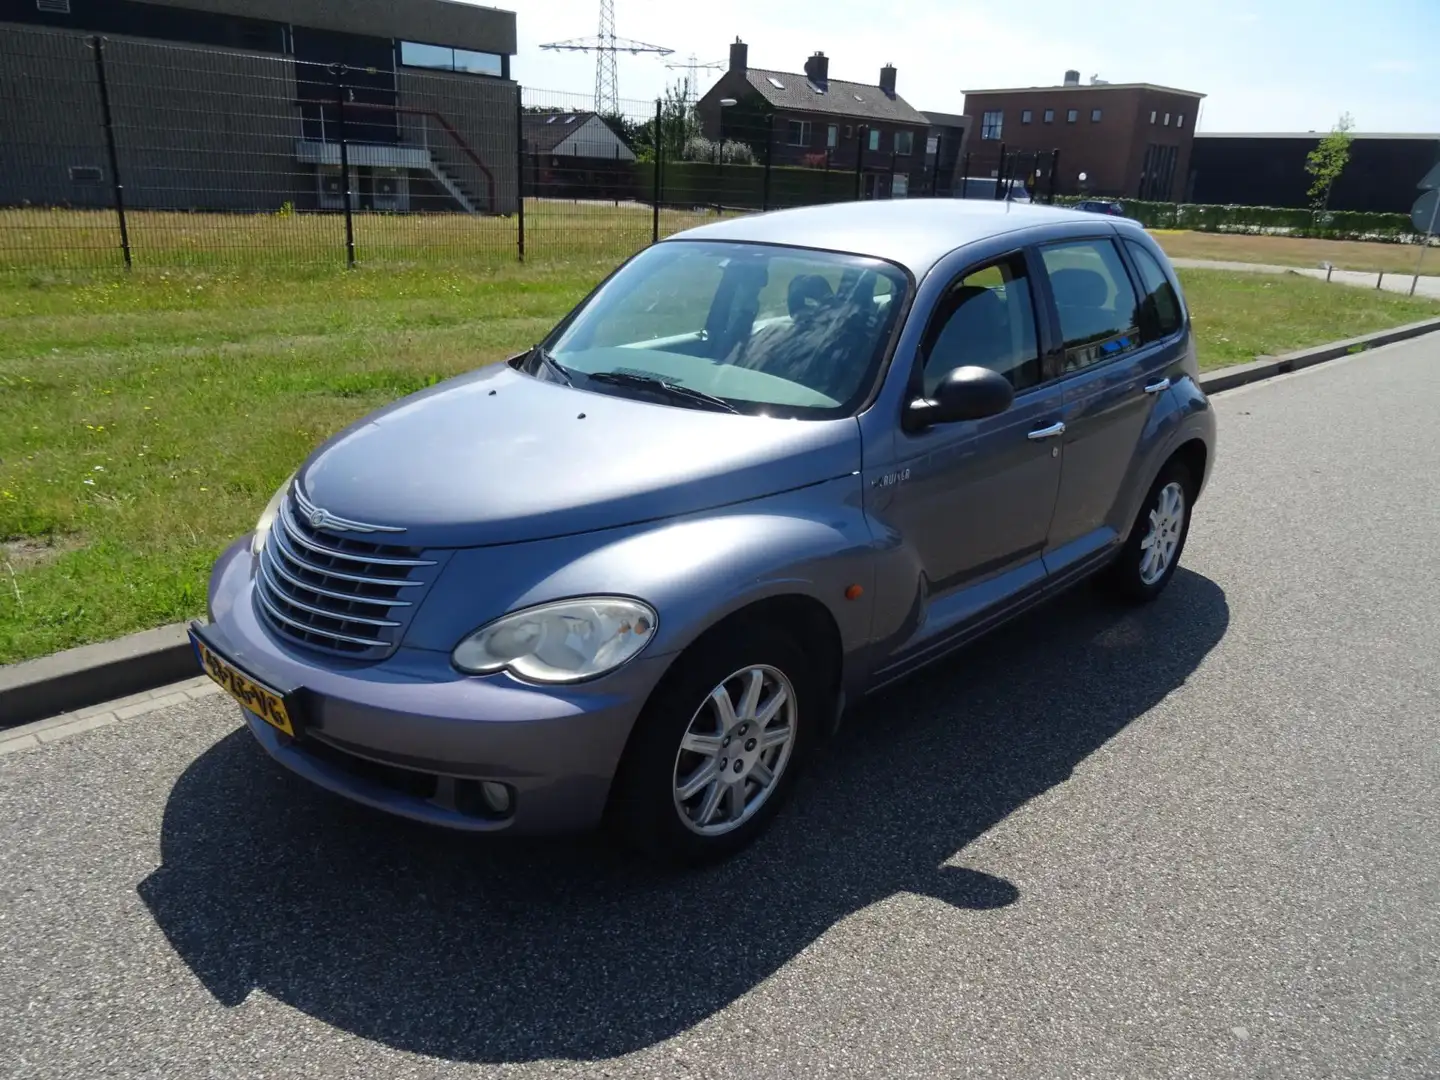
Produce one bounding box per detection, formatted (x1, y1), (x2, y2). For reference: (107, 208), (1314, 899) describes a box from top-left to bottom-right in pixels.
(1, 215), (1437, 664)
(0, 201), (726, 273)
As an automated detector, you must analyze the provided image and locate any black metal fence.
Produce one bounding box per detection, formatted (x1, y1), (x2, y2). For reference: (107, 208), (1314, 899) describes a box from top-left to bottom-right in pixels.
(0, 24), (1060, 274)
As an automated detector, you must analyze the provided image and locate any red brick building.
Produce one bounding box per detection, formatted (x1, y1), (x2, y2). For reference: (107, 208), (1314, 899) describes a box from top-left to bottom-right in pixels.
(962, 72), (1205, 201)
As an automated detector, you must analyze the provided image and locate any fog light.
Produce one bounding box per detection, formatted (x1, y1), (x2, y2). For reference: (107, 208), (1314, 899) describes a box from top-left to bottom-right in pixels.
(480, 781), (512, 815)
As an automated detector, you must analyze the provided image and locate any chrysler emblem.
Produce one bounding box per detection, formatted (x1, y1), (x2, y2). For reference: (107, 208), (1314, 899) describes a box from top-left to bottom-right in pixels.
(292, 487), (405, 535)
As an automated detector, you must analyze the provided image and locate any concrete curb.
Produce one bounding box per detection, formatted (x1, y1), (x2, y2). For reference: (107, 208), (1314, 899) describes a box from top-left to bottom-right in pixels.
(1196, 316), (1440, 394)
(3, 314), (1440, 732)
(0, 622), (197, 729)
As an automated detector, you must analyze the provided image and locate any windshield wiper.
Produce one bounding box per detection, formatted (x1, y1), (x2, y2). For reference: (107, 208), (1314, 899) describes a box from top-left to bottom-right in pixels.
(585, 370), (739, 414)
(530, 345), (572, 386)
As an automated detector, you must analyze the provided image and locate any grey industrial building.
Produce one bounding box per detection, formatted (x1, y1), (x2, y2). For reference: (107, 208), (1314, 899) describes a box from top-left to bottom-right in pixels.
(0, 0), (520, 214)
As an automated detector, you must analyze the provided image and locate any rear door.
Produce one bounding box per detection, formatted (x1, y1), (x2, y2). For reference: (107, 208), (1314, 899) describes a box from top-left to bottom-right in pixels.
(1036, 234), (1177, 570)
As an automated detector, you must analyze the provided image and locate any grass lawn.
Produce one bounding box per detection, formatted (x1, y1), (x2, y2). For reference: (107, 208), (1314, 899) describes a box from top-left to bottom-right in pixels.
(1, 260), (1437, 665)
(1154, 230), (1438, 276)
(0, 201), (729, 274)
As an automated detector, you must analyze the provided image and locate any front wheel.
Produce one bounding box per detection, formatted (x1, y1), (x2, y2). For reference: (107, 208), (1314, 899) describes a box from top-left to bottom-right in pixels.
(609, 625), (817, 864)
(1101, 460), (1195, 603)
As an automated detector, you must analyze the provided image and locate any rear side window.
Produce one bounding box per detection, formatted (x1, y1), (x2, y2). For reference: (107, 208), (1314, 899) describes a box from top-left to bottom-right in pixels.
(1125, 240), (1184, 340)
(1039, 239), (1141, 372)
(920, 254), (1042, 395)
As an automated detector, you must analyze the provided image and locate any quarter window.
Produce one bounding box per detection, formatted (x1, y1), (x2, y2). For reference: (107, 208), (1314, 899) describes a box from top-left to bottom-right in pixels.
(1040, 240), (1142, 372)
(1125, 240), (1184, 340)
(921, 254), (1042, 394)
(981, 110), (1003, 140)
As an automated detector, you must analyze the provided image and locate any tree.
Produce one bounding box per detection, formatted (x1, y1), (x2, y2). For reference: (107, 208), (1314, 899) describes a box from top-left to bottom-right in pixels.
(1305, 112), (1354, 213)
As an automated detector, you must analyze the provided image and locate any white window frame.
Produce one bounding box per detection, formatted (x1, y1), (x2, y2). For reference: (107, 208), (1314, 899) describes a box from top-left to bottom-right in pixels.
(981, 110), (1003, 140)
(827, 123), (838, 149)
(786, 119), (812, 146)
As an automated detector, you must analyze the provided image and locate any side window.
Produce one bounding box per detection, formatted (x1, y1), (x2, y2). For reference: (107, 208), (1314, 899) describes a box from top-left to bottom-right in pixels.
(1040, 240), (1141, 372)
(921, 254), (1041, 396)
(1124, 240), (1184, 340)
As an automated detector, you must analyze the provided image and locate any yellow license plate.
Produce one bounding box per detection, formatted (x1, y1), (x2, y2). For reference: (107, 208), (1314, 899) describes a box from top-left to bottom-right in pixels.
(193, 633), (296, 737)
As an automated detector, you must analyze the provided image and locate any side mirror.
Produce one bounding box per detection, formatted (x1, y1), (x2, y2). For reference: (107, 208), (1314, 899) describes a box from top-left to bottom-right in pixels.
(905, 365), (1014, 430)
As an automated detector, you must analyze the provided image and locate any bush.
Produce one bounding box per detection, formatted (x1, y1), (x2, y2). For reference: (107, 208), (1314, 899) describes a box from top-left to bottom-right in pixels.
(1055, 197), (1420, 242)
(681, 136), (756, 165)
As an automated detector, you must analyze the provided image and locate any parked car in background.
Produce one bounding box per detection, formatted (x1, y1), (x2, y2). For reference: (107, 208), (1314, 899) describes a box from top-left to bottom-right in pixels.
(1074, 198), (1127, 216)
(954, 177), (1032, 203)
(193, 200), (1215, 864)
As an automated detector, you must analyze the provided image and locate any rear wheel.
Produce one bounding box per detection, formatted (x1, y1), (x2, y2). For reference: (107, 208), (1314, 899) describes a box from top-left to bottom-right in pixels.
(609, 625), (818, 864)
(1101, 459), (1195, 603)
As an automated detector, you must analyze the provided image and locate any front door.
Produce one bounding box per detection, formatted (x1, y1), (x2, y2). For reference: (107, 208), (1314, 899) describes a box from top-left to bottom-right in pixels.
(1036, 235), (1178, 567)
(866, 250), (1063, 662)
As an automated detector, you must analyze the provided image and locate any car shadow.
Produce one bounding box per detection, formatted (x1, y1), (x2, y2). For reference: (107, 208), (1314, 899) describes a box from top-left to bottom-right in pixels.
(138, 568), (1228, 1063)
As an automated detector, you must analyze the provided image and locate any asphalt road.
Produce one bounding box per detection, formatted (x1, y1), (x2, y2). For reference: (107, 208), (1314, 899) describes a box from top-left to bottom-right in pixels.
(4, 338), (1439, 1079)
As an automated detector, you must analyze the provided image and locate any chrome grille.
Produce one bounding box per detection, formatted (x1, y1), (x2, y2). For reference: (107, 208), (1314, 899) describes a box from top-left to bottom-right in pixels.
(254, 491), (436, 658)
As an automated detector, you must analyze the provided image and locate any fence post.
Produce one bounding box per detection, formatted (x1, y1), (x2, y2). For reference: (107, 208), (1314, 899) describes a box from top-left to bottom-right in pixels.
(888, 150), (896, 198)
(854, 126), (866, 200)
(960, 151), (970, 198)
(515, 89), (525, 262)
(91, 36), (131, 270)
(332, 65), (356, 268)
(1049, 149), (1060, 203)
(761, 114), (774, 211)
(931, 134), (941, 196)
(651, 98), (661, 244)
(994, 142), (1006, 200)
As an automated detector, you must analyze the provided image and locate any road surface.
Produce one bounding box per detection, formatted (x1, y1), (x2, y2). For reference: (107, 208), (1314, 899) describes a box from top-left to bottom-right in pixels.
(3, 337), (1439, 1079)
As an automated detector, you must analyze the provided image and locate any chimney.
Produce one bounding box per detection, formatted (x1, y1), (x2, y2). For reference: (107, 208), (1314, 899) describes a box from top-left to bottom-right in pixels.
(879, 63), (897, 95)
(1063, 69), (1080, 86)
(729, 37), (748, 73)
(804, 50), (829, 86)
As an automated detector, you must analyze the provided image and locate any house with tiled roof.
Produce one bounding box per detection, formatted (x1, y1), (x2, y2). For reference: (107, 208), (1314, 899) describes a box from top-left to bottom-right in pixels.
(696, 39), (932, 198)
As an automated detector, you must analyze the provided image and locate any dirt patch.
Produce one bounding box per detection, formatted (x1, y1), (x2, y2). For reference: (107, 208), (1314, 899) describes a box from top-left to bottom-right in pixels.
(2, 535), (84, 571)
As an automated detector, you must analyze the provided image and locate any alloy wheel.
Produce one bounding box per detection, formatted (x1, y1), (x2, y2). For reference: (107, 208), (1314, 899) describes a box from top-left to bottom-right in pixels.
(671, 664), (797, 836)
(1139, 481), (1186, 585)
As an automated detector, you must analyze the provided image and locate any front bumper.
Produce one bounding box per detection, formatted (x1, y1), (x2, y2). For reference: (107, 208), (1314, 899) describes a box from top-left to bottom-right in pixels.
(204, 537), (672, 834)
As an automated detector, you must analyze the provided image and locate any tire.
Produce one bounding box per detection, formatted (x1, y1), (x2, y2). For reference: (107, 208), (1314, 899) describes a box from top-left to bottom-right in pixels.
(1100, 459), (1195, 604)
(609, 623), (820, 865)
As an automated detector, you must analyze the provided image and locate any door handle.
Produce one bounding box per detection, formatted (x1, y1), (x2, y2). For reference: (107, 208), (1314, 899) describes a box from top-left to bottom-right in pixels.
(1144, 377), (1172, 395)
(1027, 421), (1066, 441)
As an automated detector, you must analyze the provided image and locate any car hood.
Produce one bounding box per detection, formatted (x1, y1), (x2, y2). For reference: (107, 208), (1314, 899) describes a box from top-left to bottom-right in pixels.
(296, 363), (861, 549)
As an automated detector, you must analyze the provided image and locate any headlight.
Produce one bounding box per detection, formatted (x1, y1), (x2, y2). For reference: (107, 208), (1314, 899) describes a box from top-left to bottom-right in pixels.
(452, 597), (658, 683)
(250, 472), (295, 557)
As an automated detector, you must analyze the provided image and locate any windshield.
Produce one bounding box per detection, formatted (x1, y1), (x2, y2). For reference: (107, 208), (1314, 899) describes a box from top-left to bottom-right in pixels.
(541, 240), (910, 418)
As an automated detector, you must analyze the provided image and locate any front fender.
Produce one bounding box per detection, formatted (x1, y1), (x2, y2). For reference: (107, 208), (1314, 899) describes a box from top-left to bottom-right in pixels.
(404, 475), (877, 672)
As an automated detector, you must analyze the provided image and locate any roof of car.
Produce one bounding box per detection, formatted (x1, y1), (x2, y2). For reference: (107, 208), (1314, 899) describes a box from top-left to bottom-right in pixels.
(667, 199), (1107, 278)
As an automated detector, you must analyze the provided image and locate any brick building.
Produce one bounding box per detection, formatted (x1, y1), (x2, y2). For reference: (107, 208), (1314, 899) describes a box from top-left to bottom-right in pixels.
(696, 40), (930, 198)
(962, 72), (1205, 201)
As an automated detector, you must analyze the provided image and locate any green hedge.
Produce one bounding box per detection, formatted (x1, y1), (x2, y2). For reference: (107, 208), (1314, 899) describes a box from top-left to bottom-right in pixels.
(635, 161), (862, 211)
(1055, 197), (1419, 241)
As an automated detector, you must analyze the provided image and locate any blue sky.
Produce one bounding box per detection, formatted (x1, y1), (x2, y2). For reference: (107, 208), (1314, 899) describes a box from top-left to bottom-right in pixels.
(496, 0), (1440, 132)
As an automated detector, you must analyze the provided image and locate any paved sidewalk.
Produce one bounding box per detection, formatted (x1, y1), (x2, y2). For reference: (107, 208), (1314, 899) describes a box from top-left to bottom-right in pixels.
(1173, 257), (1440, 300)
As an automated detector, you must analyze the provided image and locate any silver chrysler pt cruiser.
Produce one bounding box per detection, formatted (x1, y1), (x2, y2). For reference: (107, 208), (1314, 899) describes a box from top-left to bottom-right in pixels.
(194, 199), (1215, 862)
